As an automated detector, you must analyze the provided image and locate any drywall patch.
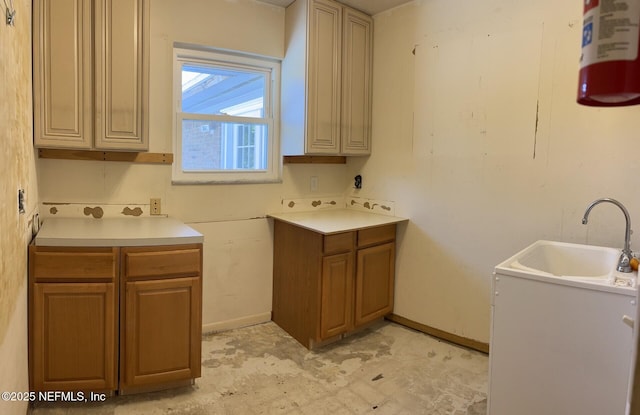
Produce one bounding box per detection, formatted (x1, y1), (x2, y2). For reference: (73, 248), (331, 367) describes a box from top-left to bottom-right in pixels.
(281, 197), (344, 212)
(348, 197), (396, 216)
(122, 207), (143, 217)
(281, 196), (396, 215)
(312, 200), (337, 208)
(83, 206), (104, 219)
(41, 203), (150, 218)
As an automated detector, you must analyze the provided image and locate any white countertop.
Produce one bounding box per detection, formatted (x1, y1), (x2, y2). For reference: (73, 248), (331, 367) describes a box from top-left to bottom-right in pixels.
(35, 217), (204, 247)
(267, 209), (408, 234)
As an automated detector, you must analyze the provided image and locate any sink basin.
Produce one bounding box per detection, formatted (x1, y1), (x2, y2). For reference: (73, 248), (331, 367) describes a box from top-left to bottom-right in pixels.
(494, 240), (636, 290)
(509, 240), (620, 279)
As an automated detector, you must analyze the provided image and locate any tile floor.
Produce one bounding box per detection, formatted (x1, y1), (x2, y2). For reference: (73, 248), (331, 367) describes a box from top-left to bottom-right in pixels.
(30, 321), (488, 414)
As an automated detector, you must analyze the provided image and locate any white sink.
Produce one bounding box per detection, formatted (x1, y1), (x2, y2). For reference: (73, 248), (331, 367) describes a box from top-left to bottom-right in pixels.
(490, 239), (637, 415)
(510, 240), (619, 278)
(496, 240), (635, 289)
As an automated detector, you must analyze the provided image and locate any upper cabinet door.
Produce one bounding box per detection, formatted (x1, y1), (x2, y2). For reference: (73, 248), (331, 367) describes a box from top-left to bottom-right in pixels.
(33, 0), (149, 151)
(94, 0), (149, 150)
(33, 0), (93, 149)
(341, 8), (372, 155)
(282, 0), (372, 157)
(306, 0), (342, 154)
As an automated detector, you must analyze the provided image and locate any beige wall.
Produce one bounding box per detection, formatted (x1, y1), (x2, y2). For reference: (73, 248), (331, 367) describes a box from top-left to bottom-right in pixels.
(348, 0), (640, 343)
(0, 0), (37, 413)
(32, 0), (640, 359)
(36, 0), (349, 332)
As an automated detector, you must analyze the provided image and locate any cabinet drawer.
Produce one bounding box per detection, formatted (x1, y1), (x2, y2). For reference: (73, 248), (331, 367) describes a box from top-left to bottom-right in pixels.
(123, 247), (202, 279)
(324, 232), (354, 254)
(31, 247), (117, 281)
(357, 225), (396, 247)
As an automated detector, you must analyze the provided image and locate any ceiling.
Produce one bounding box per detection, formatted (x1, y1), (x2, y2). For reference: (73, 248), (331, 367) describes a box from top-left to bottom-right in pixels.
(256, 0), (412, 16)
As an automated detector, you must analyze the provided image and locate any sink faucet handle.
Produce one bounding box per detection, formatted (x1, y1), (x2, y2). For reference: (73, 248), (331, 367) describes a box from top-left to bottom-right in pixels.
(618, 252), (632, 272)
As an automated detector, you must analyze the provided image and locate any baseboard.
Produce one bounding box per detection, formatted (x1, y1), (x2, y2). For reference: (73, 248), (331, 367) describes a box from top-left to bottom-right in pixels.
(386, 314), (489, 354)
(202, 312), (272, 334)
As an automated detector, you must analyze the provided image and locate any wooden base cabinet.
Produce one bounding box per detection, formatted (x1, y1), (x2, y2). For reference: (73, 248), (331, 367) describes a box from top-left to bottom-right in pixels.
(272, 221), (396, 349)
(120, 245), (202, 394)
(355, 242), (395, 327)
(320, 252), (354, 339)
(32, 283), (117, 392)
(29, 247), (119, 393)
(29, 244), (202, 395)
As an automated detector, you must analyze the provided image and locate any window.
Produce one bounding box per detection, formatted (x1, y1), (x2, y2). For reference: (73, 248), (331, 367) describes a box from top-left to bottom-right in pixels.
(173, 45), (281, 183)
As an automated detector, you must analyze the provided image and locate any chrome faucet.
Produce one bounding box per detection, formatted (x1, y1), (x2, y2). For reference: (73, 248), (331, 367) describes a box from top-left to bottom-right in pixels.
(582, 198), (632, 273)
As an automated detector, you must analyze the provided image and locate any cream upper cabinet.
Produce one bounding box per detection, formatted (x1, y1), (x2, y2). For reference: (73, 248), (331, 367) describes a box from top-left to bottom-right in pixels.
(281, 0), (372, 156)
(340, 7), (372, 154)
(33, 0), (149, 151)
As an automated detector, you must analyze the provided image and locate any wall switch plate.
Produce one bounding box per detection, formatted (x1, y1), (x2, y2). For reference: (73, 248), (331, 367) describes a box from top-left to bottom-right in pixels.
(150, 198), (161, 215)
(310, 176), (319, 192)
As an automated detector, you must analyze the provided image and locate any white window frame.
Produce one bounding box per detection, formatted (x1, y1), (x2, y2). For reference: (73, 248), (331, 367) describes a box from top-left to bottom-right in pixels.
(172, 44), (281, 184)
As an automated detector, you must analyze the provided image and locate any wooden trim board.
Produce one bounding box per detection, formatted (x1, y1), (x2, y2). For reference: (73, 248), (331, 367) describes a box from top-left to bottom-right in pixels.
(386, 313), (489, 354)
(38, 149), (173, 164)
(283, 156), (347, 164)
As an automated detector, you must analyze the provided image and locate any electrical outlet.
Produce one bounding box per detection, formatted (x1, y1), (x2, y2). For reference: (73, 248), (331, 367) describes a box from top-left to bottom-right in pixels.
(310, 176), (319, 192)
(150, 198), (161, 215)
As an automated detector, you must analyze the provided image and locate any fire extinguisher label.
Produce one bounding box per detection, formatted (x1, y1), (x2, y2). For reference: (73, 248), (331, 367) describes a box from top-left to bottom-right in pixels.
(580, 0), (640, 68)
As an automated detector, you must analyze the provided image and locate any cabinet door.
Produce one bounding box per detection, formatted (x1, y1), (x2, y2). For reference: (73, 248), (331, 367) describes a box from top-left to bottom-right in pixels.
(341, 7), (372, 155)
(33, 0), (93, 149)
(121, 277), (201, 390)
(31, 282), (117, 392)
(94, 0), (149, 150)
(355, 242), (395, 327)
(306, 0), (342, 154)
(320, 252), (354, 339)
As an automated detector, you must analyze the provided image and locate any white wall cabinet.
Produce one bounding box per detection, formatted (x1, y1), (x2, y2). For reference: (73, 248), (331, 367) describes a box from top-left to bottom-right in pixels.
(33, 0), (149, 151)
(282, 0), (372, 156)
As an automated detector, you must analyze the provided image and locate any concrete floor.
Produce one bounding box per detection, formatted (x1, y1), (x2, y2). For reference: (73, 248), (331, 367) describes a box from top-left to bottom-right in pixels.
(30, 321), (488, 414)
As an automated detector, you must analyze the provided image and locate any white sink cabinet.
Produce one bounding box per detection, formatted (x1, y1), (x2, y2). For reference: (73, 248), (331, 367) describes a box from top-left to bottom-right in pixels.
(489, 242), (637, 415)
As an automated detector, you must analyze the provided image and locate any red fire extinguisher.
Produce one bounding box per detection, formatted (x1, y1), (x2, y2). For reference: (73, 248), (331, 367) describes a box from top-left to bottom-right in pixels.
(578, 0), (640, 106)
